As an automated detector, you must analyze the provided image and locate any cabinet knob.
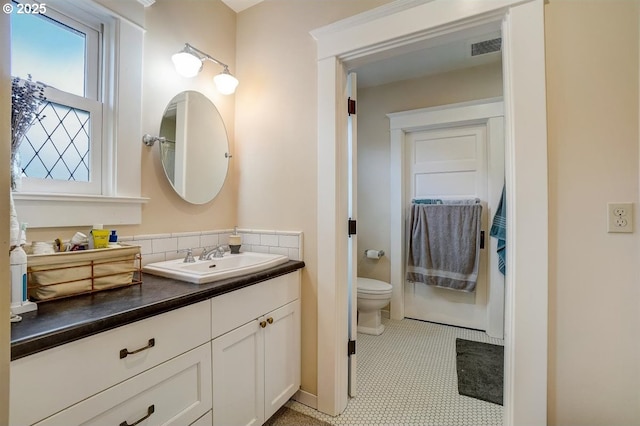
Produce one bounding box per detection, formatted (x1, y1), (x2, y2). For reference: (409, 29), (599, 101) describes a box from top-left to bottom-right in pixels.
(267, 317), (274, 324)
(260, 321), (267, 328)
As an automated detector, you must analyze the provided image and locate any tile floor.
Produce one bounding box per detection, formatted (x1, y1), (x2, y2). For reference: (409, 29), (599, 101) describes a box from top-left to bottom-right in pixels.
(289, 317), (504, 426)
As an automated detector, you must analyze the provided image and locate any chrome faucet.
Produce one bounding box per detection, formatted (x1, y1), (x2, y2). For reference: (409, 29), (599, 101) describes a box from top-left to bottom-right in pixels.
(200, 245), (226, 260)
(178, 248), (195, 263)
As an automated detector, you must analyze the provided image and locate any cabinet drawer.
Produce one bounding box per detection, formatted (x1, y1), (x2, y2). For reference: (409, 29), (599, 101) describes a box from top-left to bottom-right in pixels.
(211, 271), (300, 339)
(35, 343), (212, 426)
(11, 300), (211, 426)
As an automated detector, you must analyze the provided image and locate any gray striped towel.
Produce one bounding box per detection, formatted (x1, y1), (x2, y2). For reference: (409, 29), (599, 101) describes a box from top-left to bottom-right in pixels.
(406, 202), (482, 292)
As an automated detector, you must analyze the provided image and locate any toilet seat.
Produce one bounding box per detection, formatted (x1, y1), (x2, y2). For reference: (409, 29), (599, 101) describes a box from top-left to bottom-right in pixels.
(357, 277), (392, 295)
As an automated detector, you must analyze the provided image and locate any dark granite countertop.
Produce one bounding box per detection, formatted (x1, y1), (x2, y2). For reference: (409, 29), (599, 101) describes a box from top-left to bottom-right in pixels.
(10, 260), (305, 361)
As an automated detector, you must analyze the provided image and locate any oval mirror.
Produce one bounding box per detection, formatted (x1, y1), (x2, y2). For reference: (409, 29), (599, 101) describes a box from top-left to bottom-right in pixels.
(158, 91), (229, 204)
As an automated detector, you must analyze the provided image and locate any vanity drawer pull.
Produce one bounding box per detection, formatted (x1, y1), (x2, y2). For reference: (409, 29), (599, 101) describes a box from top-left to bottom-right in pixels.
(119, 338), (155, 359)
(119, 404), (155, 426)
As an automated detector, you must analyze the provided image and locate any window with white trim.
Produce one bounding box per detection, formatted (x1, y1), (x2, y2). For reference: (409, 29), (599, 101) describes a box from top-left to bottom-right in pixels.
(11, 2), (104, 194)
(11, 0), (147, 228)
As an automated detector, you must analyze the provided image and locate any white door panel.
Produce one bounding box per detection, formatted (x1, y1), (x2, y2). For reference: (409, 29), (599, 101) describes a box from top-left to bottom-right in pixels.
(405, 125), (489, 330)
(415, 171), (478, 197)
(414, 133), (477, 162)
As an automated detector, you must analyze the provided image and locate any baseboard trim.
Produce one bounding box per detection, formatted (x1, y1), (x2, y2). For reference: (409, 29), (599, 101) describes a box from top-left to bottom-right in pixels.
(293, 389), (317, 409)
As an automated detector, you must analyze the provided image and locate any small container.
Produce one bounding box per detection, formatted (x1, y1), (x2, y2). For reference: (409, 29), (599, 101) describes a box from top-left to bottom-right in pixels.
(229, 226), (241, 254)
(10, 245), (27, 303)
(70, 232), (89, 251)
(71, 232), (88, 245)
(91, 229), (110, 249)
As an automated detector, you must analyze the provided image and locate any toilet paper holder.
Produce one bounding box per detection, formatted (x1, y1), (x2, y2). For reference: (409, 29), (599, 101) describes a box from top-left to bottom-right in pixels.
(364, 249), (385, 259)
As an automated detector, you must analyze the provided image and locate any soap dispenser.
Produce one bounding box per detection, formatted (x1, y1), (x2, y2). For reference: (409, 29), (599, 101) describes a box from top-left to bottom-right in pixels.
(229, 226), (241, 254)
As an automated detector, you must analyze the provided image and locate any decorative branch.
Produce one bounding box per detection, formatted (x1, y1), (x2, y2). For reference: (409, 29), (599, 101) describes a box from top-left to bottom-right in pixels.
(11, 75), (46, 160)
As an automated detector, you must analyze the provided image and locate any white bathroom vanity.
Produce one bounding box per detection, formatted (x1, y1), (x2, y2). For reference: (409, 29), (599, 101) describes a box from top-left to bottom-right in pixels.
(9, 262), (303, 426)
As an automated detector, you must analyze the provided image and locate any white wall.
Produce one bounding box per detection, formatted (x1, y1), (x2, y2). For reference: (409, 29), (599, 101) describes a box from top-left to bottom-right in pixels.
(546, 1), (640, 425)
(357, 62), (503, 283)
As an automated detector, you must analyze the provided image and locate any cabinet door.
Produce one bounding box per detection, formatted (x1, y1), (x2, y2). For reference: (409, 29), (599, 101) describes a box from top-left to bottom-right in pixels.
(264, 300), (301, 420)
(212, 319), (264, 426)
(191, 410), (212, 426)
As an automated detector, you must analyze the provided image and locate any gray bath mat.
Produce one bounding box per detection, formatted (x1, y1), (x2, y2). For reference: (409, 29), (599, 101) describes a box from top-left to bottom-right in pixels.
(264, 406), (332, 426)
(456, 338), (504, 405)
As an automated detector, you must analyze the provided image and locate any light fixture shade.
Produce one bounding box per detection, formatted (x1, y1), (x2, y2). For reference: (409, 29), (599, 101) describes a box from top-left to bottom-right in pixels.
(213, 71), (239, 95)
(171, 51), (202, 78)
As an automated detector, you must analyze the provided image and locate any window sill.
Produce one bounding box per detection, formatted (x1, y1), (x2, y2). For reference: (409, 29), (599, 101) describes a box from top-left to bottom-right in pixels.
(12, 192), (149, 228)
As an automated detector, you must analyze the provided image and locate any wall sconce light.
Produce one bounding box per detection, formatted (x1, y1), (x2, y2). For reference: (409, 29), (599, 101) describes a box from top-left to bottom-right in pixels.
(171, 43), (239, 95)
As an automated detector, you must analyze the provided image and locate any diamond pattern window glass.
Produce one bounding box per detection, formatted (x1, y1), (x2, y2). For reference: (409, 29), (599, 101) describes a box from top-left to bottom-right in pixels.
(20, 102), (90, 182)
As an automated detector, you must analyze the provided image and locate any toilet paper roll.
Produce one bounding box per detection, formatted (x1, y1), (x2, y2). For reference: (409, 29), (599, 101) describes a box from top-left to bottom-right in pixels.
(365, 249), (384, 259)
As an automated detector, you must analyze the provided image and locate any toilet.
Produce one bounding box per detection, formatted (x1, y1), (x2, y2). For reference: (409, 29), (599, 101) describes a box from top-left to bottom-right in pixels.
(357, 277), (393, 335)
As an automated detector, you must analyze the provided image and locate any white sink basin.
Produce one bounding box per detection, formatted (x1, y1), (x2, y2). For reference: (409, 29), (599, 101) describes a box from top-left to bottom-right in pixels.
(143, 252), (289, 284)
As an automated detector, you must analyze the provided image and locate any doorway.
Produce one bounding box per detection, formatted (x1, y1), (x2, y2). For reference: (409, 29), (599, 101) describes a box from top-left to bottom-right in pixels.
(313, 1), (548, 425)
(388, 99), (505, 339)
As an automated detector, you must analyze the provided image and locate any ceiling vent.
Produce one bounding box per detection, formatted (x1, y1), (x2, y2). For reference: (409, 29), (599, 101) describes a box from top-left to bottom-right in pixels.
(471, 38), (502, 56)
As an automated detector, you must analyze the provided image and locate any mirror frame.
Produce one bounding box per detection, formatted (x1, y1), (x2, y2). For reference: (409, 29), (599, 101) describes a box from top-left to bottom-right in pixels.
(158, 90), (230, 204)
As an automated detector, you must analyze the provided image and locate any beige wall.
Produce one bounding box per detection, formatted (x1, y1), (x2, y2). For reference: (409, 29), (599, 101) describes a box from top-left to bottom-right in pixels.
(138, 0), (238, 234)
(27, 0), (238, 243)
(357, 62), (503, 283)
(1, 12), (10, 426)
(235, 0), (390, 396)
(546, 1), (640, 425)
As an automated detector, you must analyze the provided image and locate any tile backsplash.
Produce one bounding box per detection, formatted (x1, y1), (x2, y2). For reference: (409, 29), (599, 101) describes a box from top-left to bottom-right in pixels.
(119, 229), (303, 266)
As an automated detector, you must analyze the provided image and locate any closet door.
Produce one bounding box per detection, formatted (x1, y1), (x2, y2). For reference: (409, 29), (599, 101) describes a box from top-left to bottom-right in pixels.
(404, 124), (489, 330)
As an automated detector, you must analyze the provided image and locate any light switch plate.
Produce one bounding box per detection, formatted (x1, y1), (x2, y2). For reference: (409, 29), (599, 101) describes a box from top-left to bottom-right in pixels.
(607, 202), (633, 233)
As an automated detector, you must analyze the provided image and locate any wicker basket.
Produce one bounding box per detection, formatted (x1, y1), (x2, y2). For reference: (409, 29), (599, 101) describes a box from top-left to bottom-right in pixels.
(27, 245), (142, 302)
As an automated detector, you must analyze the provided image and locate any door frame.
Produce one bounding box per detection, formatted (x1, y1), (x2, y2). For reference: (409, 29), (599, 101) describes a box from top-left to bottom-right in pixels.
(346, 72), (358, 397)
(312, 1), (548, 425)
(388, 98), (505, 338)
